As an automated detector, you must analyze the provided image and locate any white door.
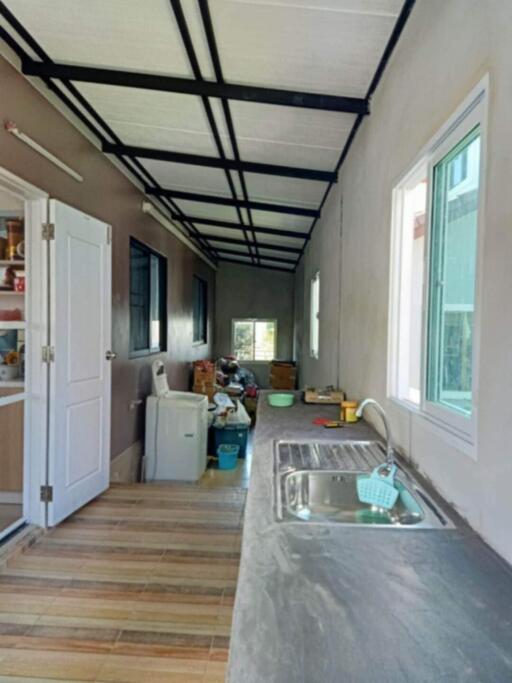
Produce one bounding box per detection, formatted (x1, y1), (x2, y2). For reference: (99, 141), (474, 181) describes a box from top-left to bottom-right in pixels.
(47, 200), (112, 526)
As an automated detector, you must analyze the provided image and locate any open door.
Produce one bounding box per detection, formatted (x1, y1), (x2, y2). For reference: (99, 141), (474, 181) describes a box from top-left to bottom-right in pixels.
(47, 200), (112, 526)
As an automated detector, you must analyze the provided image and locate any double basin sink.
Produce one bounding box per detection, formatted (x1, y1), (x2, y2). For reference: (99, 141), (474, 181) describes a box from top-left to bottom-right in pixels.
(274, 440), (452, 529)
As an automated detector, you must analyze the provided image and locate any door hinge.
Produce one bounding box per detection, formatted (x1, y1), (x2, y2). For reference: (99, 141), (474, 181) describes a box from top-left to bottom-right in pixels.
(42, 222), (55, 240)
(42, 345), (55, 363)
(107, 225), (112, 244)
(40, 485), (53, 503)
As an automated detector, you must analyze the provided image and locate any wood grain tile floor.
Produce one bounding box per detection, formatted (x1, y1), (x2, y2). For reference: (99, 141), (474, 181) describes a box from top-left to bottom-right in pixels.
(0, 458), (249, 682)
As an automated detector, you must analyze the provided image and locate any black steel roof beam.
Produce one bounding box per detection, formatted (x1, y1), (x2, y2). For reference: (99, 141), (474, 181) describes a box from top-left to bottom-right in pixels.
(21, 59), (369, 115)
(218, 257), (294, 274)
(144, 187), (319, 217)
(188, 233), (302, 253)
(173, 214), (309, 240)
(296, 0), (417, 268)
(197, 0), (259, 261)
(215, 248), (297, 265)
(169, 0), (256, 263)
(0, 4), (219, 263)
(103, 142), (335, 182)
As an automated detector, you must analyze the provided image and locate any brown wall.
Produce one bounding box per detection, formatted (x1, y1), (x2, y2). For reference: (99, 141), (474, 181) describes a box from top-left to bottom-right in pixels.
(0, 56), (215, 459)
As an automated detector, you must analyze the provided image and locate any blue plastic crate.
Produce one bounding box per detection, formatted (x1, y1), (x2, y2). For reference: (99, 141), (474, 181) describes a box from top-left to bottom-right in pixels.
(213, 423), (249, 458)
(217, 444), (240, 470)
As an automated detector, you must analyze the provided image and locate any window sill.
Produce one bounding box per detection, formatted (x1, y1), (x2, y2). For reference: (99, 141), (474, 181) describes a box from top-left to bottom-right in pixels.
(129, 348), (166, 359)
(192, 340), (207, 347)
(388, 396), (477, 461)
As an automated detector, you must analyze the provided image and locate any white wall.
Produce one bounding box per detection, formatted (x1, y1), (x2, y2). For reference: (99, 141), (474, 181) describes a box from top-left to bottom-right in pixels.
(295, 183), (343, 389)
(297, 0), (512, 564)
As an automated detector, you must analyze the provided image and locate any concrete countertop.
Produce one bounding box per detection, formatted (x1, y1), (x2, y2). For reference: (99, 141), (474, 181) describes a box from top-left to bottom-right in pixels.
(228, 393), (512, 683)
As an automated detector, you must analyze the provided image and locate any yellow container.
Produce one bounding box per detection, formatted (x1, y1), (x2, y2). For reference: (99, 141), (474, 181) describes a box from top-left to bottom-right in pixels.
(341, 400), (358, 423)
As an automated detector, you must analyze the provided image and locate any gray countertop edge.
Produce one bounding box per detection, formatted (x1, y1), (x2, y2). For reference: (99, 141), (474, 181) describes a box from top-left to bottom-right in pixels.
(227, 392), (512, 683)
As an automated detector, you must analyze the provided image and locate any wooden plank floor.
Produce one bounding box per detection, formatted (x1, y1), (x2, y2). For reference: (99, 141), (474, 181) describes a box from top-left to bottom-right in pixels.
(0, 461), (249, 682)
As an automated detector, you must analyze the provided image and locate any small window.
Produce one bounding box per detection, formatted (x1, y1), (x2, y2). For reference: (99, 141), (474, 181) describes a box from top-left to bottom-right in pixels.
(232, 319), (277, 361)
(310, 272), (320, 359)
(130, 238), (167, 356)
(427, 127), (481, 418)
(193, 276), (208, 344)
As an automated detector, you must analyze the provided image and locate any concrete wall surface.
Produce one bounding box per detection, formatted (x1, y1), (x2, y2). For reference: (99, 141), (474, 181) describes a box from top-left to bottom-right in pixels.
(297, 0), (512, 564)
(215, 262), (295, 388)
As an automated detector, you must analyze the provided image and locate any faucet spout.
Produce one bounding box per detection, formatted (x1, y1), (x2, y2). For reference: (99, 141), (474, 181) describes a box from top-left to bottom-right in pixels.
(356, 398), (394, 466)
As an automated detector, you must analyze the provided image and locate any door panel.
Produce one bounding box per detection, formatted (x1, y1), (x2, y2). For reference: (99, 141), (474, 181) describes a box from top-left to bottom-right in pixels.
(48, 200), (111, 526)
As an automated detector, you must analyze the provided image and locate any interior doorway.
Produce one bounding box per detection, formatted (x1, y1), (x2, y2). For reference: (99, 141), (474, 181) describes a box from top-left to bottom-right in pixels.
(0, 167), (112, 539)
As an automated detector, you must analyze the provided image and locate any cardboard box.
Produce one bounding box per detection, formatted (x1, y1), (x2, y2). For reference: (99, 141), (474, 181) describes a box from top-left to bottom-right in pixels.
(304, 387), (345, 404)
(193, 360), (215, 385)
(193, 382), (216, 402)
(270, 361), (297, 390)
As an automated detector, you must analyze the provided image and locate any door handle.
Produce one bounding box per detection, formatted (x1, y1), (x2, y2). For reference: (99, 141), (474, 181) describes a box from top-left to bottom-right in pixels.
(105, 350), (117, 361)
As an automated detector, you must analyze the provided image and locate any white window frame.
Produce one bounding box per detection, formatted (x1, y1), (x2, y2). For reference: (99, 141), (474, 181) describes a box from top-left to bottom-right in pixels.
(231, 318), (277, 363)
(310, 271), (320, 359)
(388, 76), (488, 459)
(388, 159), (428, 407)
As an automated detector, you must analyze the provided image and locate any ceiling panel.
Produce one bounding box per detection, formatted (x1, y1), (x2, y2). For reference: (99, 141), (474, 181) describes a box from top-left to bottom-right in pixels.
(232, 100), (354, 152)
(257, 247), (300, 260)
(76, 83), (217, 156)
(5, 0), (195, 76)
(249, 210), (312, 232)
(246, 174), (327, 206)
(139, 161), (232, 196)
(172, 200), (240, 224)
(196, 226), (248, 241)
(209, 0), (401, 97)
(260, 259), (295, 270)
(253, 233), (307, 248)
(209, 241), (251, 255)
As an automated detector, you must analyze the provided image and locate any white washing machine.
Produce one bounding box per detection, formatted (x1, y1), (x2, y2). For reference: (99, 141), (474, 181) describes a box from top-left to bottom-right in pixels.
(145, 361), (208, 481)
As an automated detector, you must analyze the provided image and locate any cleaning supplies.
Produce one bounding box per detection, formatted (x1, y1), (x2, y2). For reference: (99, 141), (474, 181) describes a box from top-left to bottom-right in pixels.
(357, 464), (399, 510)
(342, 400), (358, 423)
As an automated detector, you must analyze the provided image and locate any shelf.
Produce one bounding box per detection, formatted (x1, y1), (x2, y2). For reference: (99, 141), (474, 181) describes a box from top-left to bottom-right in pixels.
(0, 291), (24, 296)
(0, 261), (24, 268)
(0, 321), (25, 329)
(0, 380), (24, 389)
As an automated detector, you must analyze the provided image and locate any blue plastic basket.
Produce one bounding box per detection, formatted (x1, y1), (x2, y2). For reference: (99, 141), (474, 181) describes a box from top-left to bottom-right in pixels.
(217, 444), (240, 470)
(357, 464), (399, 510)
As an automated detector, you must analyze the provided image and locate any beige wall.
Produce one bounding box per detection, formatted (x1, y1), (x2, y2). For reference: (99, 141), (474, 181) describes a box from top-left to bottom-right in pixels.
(0, 55), (215, 462)
(215, 262), (295, 388)
(294, 184), (343, 389)
(297, 0), (512, 564)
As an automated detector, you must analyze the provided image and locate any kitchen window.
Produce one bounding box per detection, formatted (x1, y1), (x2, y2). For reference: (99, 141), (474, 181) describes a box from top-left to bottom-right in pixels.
(192, 276), (208, 344)
(232, 319), (277, 362)
(129, 238), (167, 356)
(389, 79), (486, 449)
(310, 271), (320, 359)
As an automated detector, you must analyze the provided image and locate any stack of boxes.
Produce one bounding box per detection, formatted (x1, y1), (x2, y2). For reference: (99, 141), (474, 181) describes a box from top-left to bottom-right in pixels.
(192, 360), (216, 402)
(269, 361), (297, 390)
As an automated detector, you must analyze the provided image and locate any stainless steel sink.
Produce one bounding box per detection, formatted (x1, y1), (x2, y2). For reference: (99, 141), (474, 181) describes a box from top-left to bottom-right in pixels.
(274, 441), (452, 529)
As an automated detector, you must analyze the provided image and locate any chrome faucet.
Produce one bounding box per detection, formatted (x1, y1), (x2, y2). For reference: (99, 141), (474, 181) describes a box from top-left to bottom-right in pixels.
(356, 398), (395, 466)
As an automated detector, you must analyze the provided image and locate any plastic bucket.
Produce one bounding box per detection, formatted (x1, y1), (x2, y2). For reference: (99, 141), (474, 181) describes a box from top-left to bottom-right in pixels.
(217, 444), (240, 470)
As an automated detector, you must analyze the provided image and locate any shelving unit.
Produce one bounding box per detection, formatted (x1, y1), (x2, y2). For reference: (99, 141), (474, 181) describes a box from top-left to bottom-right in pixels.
(0, 260), (24, 268)
(0, 380), (23, 389)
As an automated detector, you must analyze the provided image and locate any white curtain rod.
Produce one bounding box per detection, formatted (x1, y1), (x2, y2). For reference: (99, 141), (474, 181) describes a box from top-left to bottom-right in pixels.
(4, 120), (83, 182)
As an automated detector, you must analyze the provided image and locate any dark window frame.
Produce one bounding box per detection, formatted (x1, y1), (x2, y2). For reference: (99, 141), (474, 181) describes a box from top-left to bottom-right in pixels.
(192, 275), (208, 345)
(129, 237), (167, 358)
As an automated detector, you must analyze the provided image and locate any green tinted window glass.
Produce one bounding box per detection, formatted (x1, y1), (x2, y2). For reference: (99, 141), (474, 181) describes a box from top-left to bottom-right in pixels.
(427, 127), (480, 416)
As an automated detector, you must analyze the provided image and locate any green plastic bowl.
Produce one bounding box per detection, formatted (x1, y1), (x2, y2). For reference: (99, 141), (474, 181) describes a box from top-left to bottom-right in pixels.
(268, 393), (295, 408)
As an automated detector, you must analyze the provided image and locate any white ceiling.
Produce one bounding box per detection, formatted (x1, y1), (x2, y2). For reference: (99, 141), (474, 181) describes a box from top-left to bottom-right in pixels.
(4, 0), (404, 269)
